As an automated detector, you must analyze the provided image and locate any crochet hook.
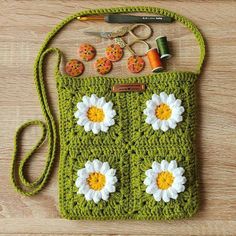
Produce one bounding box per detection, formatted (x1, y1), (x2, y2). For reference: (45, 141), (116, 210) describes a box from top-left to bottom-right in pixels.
(77, 14), (174, 23)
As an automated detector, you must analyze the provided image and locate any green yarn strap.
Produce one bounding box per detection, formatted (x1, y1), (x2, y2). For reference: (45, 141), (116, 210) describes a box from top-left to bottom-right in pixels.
(11, 6), (205, 196)
(11, 48), (61, 196)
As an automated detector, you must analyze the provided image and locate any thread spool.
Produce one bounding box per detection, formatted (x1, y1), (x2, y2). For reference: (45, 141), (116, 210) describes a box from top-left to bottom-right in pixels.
(156, 36), (171, 59)
(146, 48), (163, 73)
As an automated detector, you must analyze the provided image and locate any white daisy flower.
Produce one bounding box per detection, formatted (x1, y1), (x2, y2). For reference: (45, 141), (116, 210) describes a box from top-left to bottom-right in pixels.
(74, 94), (116, 134)
(144, 160), (186, 203)
(143, 92), (185, 132)
(75, 159), (118, 204)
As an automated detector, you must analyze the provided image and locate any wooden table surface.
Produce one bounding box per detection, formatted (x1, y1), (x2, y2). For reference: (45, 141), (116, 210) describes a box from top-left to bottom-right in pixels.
(1, 0), (236, 235)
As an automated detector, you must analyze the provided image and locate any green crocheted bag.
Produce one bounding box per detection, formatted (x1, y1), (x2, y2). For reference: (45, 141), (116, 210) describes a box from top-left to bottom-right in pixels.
(11, 6), (205, 220)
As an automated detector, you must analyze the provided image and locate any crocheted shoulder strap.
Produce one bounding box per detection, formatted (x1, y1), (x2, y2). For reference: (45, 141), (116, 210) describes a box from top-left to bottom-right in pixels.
(11, 6), (205, 196)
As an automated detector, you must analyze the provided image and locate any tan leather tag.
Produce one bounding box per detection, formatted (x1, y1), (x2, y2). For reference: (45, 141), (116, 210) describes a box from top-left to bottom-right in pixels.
(112, 83), (145, 93)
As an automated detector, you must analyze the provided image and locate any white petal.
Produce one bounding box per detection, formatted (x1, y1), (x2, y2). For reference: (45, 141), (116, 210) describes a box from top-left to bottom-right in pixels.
(78, 184), (89, 194)
(75, 178), (84, 188)
(173, 167), (185, 177)
(101, 189), (109, 201)
(180, 106), (185, 113)
(144, 177), (153, 186)
(145, 169), (155, 178)
(77, 101), (88, 110)
(146, 100), (156, 108)
(167, 119), (177, 129)
(162, 190), (170, 202)
(105, 109), (116, 118)
(76, 174), (87, 182)
(106, 175), (117, 184)
(75, 110), (87, 117)
(100, 124), (109, 132)
(145, 116), (156, 124)
(153, 189), (162, 201)
(104, 110), (116, 120)
(167, 94), (176, 105)
(90, 94), (98, 105)
(103, 119), (115, 126)
(173, 99), (181, 107)
(76, 176), (87, 183)
(77, 168), (87, 177)
(100, 162), (110, 174)
(85, 189), (93, 201)
(84, 122), (92, 132)
(93, 159), (102, 172)
(160, 120), (169, 132)
(105, 168), (116, 177)
(106, 184), (115, 193)
(76, 110), (88, 118)
(91, 123), (101, 134)
(160, 92), (168, 103)
(97, 97), (106, 107)
(152, 120), (161, 130)
(172, 182), (185, 193)
(146, 184), (157, 194)
(161, 160), (169, 171)
(174, 106), (185, 114)
(93, 191), (102, 204)
(168, 187), (178, 200)
(152, 162), (161, 172)
(74, 110), (80, 118)
(103, 101), (113, 110)
(171, 113), (183, 123)
(152, 94), (161, 104)
(85, 161), (94, 172)
(168, 160), (177, 171)
(77, 117), (89, 126)
(106, 175), (118, 185)
(144, 108), (155, 116)
(82, 96), (91, 106)
(175, 176), (187, 184)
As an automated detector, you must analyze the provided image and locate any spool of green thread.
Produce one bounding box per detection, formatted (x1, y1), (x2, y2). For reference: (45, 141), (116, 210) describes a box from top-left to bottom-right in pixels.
(156, 36), (171, 59)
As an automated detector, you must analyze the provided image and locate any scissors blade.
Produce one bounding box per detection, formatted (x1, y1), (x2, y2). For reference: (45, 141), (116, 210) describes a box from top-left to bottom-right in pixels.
(84, 31), (113, 39)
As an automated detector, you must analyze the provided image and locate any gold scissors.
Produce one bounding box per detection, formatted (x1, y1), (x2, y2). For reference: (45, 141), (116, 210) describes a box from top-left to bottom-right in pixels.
(84, 23), (152, 56)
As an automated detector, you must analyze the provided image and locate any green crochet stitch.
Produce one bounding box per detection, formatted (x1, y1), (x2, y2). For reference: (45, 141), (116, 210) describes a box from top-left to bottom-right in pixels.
(11, 6), (205, 220)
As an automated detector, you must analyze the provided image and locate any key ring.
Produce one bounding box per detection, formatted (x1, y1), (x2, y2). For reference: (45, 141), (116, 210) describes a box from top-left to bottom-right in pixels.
(127, 23), (153, 40)
(114, 37), (150, 57)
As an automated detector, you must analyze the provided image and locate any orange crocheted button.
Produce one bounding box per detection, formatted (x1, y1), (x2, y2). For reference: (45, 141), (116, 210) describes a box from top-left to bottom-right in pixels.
(127, 55), (145, 73)
(65, 59), (84, 77)
(78, 43), (96, 61)
(105, 44), (123, 62)
(94, 57), (112, 75)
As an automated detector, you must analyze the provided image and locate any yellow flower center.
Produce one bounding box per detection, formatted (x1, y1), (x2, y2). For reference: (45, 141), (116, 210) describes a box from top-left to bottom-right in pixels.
(87, 172), (106, 191)
(156, 171), (174, 190)
(155, 103), (172, 120)
(87, 106), (105, 122)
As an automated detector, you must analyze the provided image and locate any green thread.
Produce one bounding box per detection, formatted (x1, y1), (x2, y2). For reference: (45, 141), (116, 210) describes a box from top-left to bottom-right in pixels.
(11, 6), (205, 220)
(156, 36), (171, 59)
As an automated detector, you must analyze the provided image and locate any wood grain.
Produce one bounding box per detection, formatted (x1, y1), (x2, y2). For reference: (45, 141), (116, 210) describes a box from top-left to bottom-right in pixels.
(1, 0), (236, 235)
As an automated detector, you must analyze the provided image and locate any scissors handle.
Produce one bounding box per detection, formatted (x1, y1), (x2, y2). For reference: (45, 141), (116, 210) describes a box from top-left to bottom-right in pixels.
(128, 23), (152, 40)
(127, 40), (150, 57)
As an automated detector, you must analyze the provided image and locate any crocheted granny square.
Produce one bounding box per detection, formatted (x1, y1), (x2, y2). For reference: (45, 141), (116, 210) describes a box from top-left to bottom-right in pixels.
(57, 72), (199, 220)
